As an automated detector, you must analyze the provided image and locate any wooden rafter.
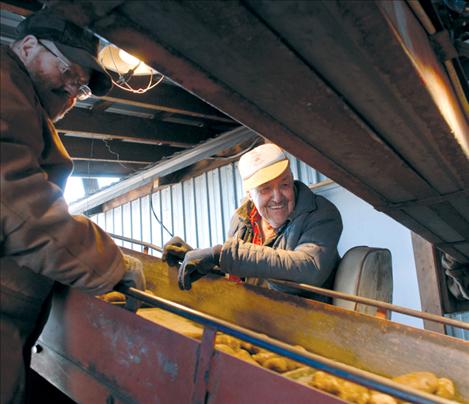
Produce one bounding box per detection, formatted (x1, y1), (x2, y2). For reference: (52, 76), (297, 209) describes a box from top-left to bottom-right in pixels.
(60, 135), (178, 164)
(71, 161), (141, 177)
(56, 108), (213, 148)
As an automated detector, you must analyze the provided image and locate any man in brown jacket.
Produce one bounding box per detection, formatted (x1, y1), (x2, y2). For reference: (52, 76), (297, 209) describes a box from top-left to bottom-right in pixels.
(1, 10), (144, 403)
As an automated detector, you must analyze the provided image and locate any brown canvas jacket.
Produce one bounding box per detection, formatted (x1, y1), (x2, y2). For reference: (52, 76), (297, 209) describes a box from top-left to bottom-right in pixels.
(0, 45), (125, 321)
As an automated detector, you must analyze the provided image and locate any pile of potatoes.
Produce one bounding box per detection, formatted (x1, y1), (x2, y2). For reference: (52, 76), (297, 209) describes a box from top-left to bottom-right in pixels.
(309, 370), (457, 403)
(213, 333), (459, 403)
(214, 333), (303, 372)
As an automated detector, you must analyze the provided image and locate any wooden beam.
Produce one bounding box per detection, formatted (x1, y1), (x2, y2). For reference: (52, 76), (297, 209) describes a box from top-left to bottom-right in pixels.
(70, 161), (140, 177)
(61, 136), (177, 164)
(101, 80), (234, 123)
(158, 138), (263, 186)
(411, 232), (446, 334)
(91, 99), (114, 112)
(0, 1), (41, 15)
(56, 108), (212, 147)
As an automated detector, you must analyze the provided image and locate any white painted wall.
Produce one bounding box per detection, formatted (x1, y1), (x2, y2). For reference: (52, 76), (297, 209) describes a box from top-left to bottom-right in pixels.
(317, 183), (423, 328)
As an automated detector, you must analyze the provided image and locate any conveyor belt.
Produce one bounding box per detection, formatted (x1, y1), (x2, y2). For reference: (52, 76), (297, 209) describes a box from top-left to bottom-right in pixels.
(31, 250), (469, 403)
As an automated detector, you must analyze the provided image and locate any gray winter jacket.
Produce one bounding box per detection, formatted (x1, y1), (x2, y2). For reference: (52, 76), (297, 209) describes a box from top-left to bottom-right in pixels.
(220, 181), (343, 295)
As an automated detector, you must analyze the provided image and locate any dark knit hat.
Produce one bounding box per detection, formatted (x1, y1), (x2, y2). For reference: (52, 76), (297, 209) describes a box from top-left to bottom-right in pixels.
(16, 10), (112, 96)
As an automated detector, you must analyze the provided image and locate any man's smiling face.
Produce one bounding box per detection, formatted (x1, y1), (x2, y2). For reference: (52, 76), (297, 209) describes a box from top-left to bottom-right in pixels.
(248, 168), (295, 229)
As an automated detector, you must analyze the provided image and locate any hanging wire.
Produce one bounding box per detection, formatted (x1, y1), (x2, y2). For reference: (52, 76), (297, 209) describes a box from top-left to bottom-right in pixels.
(102, 139), (138, 173)
(149, 180), (174, 238)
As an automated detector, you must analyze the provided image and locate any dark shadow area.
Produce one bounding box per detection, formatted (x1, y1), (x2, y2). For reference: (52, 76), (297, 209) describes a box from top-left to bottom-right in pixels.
(28, 369), (76, 403)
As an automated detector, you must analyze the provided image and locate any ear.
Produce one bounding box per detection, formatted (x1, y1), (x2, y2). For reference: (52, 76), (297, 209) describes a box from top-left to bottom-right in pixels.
(247, 190), (253, 201)
(18, 35), (40, 62)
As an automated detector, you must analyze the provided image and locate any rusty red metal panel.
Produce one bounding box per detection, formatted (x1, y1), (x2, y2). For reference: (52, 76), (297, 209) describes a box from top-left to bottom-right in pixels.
(32, 287), (199, 403)
(32, 345), (123, 403)
(206, 351), (344, 404)
(32, 286), (349, 403)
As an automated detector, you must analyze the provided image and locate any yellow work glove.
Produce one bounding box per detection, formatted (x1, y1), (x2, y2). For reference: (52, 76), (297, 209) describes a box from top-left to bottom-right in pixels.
(162, 236), (193, 267)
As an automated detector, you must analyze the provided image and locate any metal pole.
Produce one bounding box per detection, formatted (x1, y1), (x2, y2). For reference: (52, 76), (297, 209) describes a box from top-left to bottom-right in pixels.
(108, 233), (163, 253)
(273, 280), (469, 331)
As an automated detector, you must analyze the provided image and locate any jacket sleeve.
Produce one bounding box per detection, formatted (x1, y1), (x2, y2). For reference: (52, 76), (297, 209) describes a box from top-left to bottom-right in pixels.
(1, 64), (125, 295)
(220, 205), (342, 286)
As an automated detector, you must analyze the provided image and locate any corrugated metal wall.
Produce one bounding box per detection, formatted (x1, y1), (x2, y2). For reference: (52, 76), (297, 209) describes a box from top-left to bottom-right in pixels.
(90, 153), (326, 253)
(446, 312), (469, 340)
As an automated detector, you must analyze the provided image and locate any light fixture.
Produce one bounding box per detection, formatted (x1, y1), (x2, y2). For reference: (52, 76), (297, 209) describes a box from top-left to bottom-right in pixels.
(98, 44), (164, 94)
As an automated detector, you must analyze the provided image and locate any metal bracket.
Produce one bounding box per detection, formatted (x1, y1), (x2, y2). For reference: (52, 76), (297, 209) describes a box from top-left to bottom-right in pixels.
(191, 327), (217, 404)
(430, 30), (459, 61)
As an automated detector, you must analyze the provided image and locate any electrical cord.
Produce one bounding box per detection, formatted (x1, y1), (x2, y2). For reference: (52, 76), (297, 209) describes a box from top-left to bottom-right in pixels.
(149, 180), (174, 238)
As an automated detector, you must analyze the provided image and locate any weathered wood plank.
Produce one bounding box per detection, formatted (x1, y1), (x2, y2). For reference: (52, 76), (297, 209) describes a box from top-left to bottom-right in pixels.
(411, 233), (446, 333)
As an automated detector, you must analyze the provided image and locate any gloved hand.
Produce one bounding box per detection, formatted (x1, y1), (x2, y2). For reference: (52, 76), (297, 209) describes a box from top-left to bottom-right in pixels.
(162, 236), (194, 267)
(178, 245), (222, 291)
(118, 254), (146, 311)
(120, 254), (146, 290)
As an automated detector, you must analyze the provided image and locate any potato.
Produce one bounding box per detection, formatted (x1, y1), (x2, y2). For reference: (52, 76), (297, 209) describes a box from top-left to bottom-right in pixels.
(215, 344), (259, 366)
(284, 358), (301, 372)
(309, 372), (370, 403)
(368, 392), (397, 404)
(234, 349), (259, 366)
(215, 334), (241, 351)
(252, 352), (277, 366)
(249, 345), (268, 354)
(97, 291), (126, 303)
(338, 380), (369, 404)
(215, 343), (236, 355)
(239, 340), (255, 353)
(436, 377), (456, 399)
(293, 345), (307, 352)
(263, 357), (289, 373)
(309, 371), (342, 395)
(392, 371), (438, 394)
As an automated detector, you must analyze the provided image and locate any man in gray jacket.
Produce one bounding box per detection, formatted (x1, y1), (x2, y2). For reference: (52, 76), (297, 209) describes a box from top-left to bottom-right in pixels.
(164, 143), (343, 298)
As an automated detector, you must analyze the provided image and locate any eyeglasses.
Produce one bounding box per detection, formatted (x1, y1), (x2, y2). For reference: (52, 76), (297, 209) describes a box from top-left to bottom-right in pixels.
(39, 41), (92, 101)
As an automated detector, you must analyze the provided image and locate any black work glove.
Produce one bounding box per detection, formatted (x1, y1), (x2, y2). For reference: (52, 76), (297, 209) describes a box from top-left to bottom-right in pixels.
(162, 236), (193, 267)
(178, 245), (222, 291)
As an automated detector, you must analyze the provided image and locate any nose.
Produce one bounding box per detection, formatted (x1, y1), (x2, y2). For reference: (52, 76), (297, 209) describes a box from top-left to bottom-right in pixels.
(272, 186), (282, 201)
(63, 82), (80, 99)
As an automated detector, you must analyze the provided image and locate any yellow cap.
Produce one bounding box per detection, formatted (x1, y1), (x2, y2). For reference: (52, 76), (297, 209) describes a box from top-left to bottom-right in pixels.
(239, 144), (290, 190)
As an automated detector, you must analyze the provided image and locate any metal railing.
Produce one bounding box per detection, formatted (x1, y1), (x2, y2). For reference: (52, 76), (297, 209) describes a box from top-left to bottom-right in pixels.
(109, 233), (163, 253)
(272, 280), (469, 331)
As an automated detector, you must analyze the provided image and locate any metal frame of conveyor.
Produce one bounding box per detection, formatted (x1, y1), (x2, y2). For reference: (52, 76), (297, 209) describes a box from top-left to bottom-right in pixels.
(115, 285), (457, 404)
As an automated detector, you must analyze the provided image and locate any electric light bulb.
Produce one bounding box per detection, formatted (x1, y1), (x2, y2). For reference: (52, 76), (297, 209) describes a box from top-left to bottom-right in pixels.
(119, 49), (140, 66)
